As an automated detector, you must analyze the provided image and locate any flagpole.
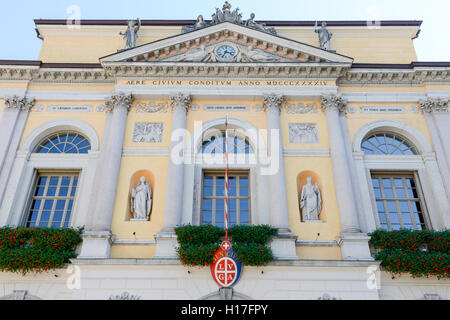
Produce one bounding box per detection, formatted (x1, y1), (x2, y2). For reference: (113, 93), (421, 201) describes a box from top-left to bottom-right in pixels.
(224, 116), (229, 241)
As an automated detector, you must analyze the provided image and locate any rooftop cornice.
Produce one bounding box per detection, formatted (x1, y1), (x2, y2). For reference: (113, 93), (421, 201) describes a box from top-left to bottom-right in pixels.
(34, 19), (423, 28)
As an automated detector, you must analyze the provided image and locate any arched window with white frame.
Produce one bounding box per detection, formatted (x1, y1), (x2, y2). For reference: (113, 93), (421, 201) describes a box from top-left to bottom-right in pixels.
(23, 131), (92, 228)
(186, 117), (269, 228)
(360, 130), (429, 231)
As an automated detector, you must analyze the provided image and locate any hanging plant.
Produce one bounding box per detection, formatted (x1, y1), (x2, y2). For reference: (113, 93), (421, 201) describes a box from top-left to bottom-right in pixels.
(174, 224), (277, 267)
(0, 227), (83, 275)
(370, 229), (450, 279)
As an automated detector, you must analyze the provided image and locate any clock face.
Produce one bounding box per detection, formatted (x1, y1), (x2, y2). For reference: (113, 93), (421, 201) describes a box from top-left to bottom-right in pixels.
(216, 45), (236, 59)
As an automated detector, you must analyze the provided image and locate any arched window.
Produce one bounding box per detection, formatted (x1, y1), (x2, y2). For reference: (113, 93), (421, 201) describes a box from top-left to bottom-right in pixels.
(361, 132), (427, 231)
(34, 132), (91, 154)
(201, 131), (253, 155)
(199, 129), (252, 227)
(361, 133), (418, 155)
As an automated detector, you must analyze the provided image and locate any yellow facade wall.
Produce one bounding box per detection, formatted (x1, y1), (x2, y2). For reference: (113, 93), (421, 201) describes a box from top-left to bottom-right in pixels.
(36, 25), (420, 64)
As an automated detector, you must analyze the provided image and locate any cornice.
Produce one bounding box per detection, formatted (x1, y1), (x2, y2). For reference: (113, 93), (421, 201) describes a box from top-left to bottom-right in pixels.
(0, 64), (112, 83)
(1, 61), (450, 86)
(103, 61), (350, 79)
(339, 64), (450, 86)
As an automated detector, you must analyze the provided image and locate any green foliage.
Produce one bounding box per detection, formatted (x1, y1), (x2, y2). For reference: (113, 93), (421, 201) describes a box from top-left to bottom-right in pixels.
(177, 243), (220, 267)
(232, 242), (274, 266)
(370, 229), (450, 253)
(175, 224), (223, 245)
(228, 225), (278, 244)
(375, 249), (449, 279)
(370, 229), (450, 279)
(0, 226), (83, 275)
(174, 224), (278, 267)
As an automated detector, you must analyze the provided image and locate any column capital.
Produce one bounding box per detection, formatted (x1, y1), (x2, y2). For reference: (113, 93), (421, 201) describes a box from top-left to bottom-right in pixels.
(419, 97), (448, 113)
(320, 94), (347, 113)
(4, 95), (35, 111)
(263, 94), (285, 112)
(105, 93), (133, 112)
(170, 92), (191, 112)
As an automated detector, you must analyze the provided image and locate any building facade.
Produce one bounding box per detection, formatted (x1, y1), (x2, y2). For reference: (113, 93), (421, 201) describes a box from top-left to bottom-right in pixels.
(0, 3), (449, 300)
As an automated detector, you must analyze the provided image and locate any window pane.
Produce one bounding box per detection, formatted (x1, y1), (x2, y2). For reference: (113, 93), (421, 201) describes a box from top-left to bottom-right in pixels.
(201, 173), (250, 227)
(56, 200), (66, 210)
(239, 186), (248, 197)
(35, 132), (91, 154)
(361, 133), (417, 155)
(59, 187), (69, 197)
(371, 173), (426, 231)
(203, 199), (212, 211)
(26, 173), (78, 229)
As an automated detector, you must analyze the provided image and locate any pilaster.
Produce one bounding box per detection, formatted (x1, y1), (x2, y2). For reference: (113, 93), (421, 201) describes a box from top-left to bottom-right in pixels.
(79, 93), (133, 259)
(0, 96), (34, 206)
(321, 94), (372, 260)
(263, 93), (298, 260)
(154, 93), (191, 259)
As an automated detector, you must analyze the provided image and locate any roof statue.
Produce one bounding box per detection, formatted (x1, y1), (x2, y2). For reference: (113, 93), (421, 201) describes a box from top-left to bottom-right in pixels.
(120, 18), (141, 50)
(315, 21), (333, 51)
(182, 1), (278, 35)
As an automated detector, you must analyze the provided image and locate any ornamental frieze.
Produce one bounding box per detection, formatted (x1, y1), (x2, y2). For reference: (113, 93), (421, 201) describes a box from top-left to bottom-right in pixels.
(285, 102), (318, 114)
(134, 102), (168, 113)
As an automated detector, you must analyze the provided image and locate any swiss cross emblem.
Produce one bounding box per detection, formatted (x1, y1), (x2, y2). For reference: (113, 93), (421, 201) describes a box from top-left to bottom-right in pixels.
(221, 240), (231, 251)
(210, 241), (243, 288)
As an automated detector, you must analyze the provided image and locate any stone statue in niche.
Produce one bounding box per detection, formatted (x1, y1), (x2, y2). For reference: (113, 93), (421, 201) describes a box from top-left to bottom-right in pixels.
(120, 18), (141, 50)
(130, 176), (152, 221)
(299, 176), (322, 222)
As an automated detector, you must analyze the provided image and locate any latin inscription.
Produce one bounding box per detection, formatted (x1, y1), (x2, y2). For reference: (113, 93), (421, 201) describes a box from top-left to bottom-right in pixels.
(124, 79), (331, 86)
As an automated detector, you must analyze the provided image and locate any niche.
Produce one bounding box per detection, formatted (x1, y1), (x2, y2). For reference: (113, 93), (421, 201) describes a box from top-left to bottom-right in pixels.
(126, 170), (154, 221)
(297, 171), (325, 223)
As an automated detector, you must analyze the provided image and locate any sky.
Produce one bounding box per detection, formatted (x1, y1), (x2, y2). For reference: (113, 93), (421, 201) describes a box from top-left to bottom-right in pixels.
(0, 0), (449, 61)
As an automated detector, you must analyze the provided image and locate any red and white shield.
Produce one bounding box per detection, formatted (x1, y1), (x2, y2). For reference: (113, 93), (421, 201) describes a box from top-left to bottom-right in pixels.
(213, 256), (238, 287)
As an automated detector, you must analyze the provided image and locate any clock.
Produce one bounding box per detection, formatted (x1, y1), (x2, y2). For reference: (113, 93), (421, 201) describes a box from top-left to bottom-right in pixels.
(216, 45), (237, 60)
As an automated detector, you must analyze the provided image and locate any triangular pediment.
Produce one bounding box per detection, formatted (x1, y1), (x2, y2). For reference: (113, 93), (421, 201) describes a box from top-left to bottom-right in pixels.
(100, 22), (353, 64)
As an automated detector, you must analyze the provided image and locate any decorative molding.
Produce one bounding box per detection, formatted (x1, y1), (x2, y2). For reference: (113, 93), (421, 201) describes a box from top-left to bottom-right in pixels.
(170, 92), (191, 112)
(296, 240), (338, 247)
(339, 68), (450, 86)
(4, 95), (35, 111)
(283, 148), (330, 157)
(182, 1), (277, 36)
(317, 293), (341, 300)
(105, 93), (133, 112)
(418, 97), (449, 113)
(285, 102), (318, 114)
(135, 101), (168, 113)
(288, 123), (319, 144)
(132, 122), (164, 143)
(100, 21), (353, 65)
(320, 94), (347, 113)
(33, 104), (44, 112)
(112, 238), (156, 245)
(122, 147), (169, 157)
(108, 292), (141, 300)
(263, 93), (285, 112)
(103, 62), (349, 79)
